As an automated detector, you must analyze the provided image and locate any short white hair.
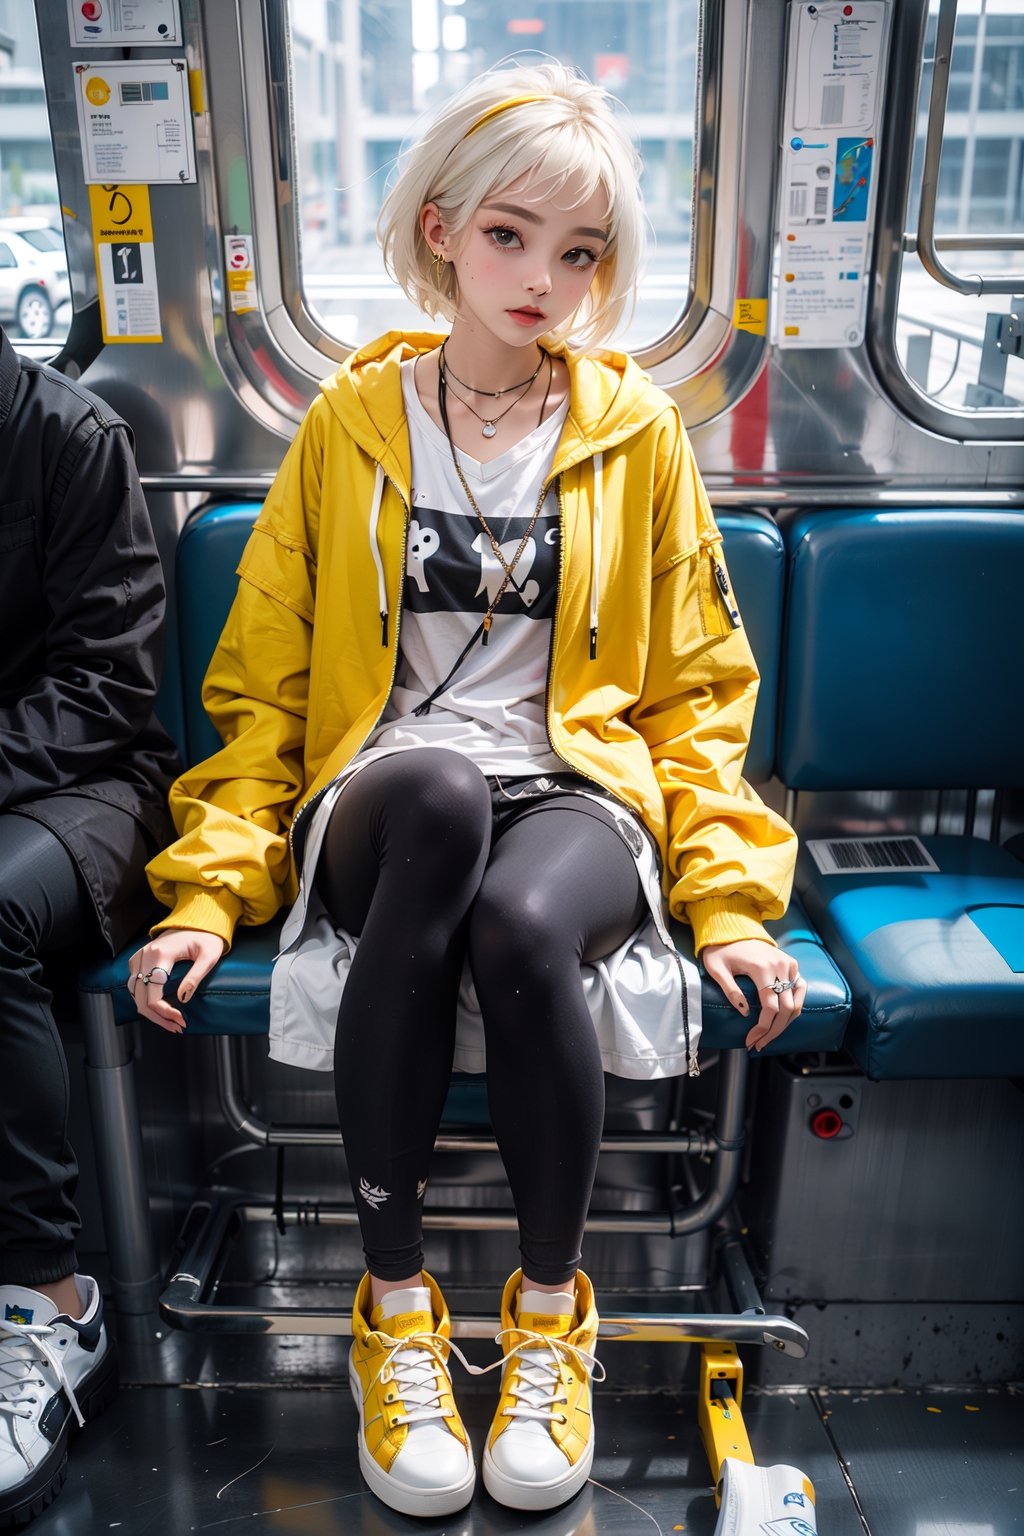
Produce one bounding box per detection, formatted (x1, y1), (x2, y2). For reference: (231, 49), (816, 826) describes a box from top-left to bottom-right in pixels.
(377, 61), (647, 349)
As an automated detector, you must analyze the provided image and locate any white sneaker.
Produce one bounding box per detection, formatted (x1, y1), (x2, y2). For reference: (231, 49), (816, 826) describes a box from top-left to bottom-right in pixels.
(483, 1270), (605, 1512)
(348, 1272), (475, 1517)
(0, 1278), (118, 1528)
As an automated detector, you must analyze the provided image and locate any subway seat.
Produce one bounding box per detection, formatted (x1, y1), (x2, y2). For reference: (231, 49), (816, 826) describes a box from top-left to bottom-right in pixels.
(779, 509), (1024, 1081)
(80, 502), (850, 1058)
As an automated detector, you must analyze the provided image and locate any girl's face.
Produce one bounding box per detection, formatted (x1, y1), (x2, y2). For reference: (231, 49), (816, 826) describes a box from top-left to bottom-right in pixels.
(428, 170), (610, 347)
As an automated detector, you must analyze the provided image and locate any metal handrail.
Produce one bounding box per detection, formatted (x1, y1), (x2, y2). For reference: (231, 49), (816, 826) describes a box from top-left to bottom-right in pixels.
(905, 234), (1024, 255)
(917, 0), (1024, 296)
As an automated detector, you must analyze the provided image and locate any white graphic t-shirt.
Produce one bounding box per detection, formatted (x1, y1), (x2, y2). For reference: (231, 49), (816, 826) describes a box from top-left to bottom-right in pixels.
(351, 358), (568, 776)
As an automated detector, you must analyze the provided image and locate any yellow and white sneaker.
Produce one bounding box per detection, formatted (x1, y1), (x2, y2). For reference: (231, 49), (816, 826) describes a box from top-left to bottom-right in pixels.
(482, 1269), (604, 1511)
(348, 1271), (475, 1518)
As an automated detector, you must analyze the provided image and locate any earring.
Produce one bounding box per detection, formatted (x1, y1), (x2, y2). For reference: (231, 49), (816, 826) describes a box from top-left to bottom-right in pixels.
(432, 248), (446, 283)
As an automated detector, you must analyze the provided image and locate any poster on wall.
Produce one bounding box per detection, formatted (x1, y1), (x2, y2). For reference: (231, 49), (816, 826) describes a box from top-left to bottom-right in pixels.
(88, 182), (162, 342)
(773, 0), (892, 349)
(67, 0), (182, 47)
(73, 58), (196, 184)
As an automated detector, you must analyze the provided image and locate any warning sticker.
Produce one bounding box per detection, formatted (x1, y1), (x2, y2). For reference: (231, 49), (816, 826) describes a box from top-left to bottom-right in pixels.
(88, 183), (162, 342)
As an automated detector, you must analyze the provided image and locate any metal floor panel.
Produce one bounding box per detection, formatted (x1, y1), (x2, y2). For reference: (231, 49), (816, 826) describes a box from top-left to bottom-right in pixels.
(27, 1384), (866, 1536)
(817, 1387), (1024, 1535)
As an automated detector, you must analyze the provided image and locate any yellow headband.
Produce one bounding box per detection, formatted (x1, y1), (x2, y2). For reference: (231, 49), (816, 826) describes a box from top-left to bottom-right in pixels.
(464, 94), (549, 138)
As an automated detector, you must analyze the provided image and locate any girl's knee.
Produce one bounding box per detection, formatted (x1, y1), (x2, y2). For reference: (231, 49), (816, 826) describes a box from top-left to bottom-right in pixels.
(374, 750), (491, 872)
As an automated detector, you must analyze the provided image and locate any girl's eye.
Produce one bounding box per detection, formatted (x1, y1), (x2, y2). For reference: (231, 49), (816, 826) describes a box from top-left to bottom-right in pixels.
(563, 247), (598, 269)
(484, 225), (522, 250)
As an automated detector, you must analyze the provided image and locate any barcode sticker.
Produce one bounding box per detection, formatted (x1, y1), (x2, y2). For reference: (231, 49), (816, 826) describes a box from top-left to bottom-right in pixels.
(806, 836), (939, 875)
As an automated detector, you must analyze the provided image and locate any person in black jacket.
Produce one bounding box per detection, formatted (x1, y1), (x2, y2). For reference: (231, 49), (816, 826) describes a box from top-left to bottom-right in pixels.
(0, 323), (178, 1529)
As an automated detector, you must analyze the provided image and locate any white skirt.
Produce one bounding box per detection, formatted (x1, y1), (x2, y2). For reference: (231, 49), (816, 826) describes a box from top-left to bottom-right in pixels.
(267, 758), (703, 1080)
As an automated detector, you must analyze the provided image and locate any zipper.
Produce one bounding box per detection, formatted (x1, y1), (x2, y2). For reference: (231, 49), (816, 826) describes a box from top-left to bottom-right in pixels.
(288, 474), (410, 855)
(543, 476), (697, 1077)
(710, 550), (741, 629)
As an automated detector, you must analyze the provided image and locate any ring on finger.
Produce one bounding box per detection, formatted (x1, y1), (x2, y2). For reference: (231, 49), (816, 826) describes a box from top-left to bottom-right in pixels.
(140, 965), (170, 986)
(768, 975), (802, 995)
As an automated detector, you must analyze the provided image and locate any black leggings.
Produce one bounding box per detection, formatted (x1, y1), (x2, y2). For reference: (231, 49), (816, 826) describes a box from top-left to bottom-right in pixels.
(315, 749), (645, 1285)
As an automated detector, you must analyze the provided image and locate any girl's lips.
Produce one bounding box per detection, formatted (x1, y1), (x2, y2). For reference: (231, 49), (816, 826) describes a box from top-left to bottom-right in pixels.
(508, 307), (545, 324)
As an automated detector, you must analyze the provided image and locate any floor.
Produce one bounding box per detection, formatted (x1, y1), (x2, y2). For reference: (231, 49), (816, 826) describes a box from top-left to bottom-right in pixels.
(27, 1329), (1024, 1536)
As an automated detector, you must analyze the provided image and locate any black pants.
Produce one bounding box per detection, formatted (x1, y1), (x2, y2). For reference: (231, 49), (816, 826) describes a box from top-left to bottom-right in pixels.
(0, 814), (95, 1287)
(315, 749), (646, 1286)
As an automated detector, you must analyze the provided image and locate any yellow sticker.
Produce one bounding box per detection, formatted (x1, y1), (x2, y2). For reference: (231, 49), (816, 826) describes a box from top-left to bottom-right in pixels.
(88, 184), (162, 343)
(733, 297), (767, 335)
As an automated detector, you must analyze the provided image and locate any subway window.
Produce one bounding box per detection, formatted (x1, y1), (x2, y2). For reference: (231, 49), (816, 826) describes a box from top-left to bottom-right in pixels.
(285, 0), (701, 350)
(0, 2), (71, 348)
(896, 0), (1024, 413)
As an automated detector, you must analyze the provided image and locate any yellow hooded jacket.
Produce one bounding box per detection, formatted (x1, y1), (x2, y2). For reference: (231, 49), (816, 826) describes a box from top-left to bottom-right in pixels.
(147, 332), (796, 953)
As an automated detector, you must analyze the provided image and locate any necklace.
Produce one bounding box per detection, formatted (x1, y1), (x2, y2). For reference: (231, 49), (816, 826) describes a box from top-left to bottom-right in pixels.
(439, 364), (534, 439)
(411, 360), (556, 718)
(440, 341), (544, 398)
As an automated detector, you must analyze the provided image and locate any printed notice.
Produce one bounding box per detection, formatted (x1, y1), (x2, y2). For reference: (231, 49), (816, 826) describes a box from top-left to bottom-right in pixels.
(89, 183), (162, 342)
(74, 58), (196, 184)
(68, 0), (182, 46)
(773, 1), (891, 349)
(224, 233), (257, 314)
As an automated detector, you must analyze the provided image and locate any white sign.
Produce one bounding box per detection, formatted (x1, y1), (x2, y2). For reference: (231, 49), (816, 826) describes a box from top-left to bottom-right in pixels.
(773, 1), (892, 349)
(68, 0), (182, 46)
(74, 58), (196, 184)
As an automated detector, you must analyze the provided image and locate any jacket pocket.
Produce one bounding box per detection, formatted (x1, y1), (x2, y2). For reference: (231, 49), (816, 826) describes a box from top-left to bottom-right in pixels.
(0, 500), (35, 553)
(697, 537), (742, 637)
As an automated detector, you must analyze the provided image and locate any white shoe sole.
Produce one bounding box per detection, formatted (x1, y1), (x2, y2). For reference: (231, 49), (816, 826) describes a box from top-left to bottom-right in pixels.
(348, 1356), (476, 1518)
(482, 1437), (594, 1512)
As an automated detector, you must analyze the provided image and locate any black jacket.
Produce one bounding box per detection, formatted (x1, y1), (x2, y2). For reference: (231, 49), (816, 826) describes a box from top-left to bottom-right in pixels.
(0, 325), (178, 951)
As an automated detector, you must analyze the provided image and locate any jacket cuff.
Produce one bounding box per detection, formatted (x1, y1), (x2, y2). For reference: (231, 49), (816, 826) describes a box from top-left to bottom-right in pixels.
(682, 895), (779, 956)
(150, 884), (244, 951)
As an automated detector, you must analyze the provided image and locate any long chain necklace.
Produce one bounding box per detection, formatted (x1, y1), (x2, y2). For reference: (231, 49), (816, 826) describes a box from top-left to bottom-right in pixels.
(440, 341), (544, 398)
(411, 357), (556, 717)
(438, 354), (553, 643)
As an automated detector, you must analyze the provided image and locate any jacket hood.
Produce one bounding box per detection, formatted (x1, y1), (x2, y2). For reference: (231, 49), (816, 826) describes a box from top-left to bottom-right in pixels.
(318, 330), (670, 485)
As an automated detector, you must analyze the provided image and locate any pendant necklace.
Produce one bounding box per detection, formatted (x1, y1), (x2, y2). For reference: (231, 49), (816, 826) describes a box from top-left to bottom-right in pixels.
(438, 341), (545, 438)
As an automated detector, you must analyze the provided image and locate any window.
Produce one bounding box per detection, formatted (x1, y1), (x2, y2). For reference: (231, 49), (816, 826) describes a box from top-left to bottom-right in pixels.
(895, 0), (1024, 416)
(0, 5), (71, 348)
(284, 0), (701, 350)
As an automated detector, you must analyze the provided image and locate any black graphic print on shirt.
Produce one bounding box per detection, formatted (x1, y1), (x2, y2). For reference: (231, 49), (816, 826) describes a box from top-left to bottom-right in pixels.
(405, 507), (560, 621)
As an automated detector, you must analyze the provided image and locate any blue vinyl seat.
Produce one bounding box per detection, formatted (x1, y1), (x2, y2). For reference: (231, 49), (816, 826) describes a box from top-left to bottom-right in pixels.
(779, 509), (1024, 1081)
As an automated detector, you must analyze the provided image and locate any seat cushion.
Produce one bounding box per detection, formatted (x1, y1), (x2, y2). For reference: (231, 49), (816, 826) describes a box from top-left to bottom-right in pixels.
(81, 894), (849, 1055)
(796, 834), (1024, 1079)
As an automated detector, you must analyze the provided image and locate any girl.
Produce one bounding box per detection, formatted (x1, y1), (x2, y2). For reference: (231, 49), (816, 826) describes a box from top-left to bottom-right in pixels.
(128, 62), (804, 1520)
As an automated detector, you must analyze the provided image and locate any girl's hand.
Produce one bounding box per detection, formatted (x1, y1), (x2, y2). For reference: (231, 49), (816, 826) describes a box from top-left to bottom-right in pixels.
(701, 938), (806, 1052)
(126, 930), (226, 1034)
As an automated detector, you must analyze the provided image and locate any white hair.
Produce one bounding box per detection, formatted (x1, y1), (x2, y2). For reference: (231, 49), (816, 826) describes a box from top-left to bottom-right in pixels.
(377, 61), (647, 348)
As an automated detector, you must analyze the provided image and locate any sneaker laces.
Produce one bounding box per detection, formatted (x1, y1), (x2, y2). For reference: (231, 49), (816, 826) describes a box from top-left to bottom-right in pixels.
(366, 1328), (476, 1430)
(468, 1328), (606, 1427)
(0, 1318), (86, 1429)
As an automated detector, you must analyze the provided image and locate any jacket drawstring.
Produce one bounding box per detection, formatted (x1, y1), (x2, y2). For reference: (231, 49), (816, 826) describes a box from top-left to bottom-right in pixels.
(589, 452), (603, 660)
(368, 464), (388, 645)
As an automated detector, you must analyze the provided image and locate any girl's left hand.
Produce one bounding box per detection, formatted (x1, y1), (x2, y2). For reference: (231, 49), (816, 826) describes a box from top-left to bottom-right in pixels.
(701, 939), (806, 1052)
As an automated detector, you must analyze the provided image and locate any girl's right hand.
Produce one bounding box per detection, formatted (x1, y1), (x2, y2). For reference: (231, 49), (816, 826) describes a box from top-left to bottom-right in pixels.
(126, 930), (226, 1034)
